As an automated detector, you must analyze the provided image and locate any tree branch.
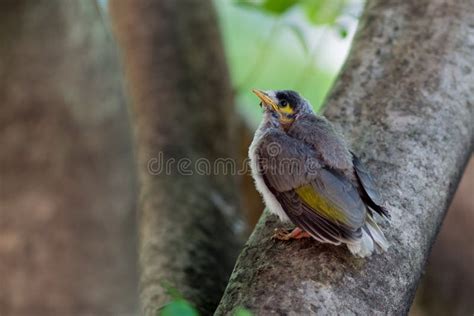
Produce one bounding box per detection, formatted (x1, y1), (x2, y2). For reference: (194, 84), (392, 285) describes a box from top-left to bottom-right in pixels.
(216, 0), (473, 314)
(108, 1), (244, 315)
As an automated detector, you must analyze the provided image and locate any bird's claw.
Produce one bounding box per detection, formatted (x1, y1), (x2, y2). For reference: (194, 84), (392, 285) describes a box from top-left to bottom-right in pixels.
(272, 228), (292, 241)
(272, 227), (311, 241)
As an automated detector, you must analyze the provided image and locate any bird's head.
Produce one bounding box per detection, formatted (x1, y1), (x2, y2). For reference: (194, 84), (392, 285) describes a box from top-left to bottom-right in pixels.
(252, 89), (312, 125)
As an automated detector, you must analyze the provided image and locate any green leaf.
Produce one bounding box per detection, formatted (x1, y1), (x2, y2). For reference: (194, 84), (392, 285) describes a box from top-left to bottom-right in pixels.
(262, 0), (298, 14)
(159, 300), (199, 316)
(233, 0), (297, 15)
(302, 0), (346, 25)
(337, 25), (348, 38)
(234, 307), (254, 316)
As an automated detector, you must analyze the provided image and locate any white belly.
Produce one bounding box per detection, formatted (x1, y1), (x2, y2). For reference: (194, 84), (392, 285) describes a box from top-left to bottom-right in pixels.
(248, 127), (290, 222)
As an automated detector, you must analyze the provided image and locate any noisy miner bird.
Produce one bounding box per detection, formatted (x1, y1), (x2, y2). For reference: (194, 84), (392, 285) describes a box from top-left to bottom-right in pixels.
(249, 89), (389, 257)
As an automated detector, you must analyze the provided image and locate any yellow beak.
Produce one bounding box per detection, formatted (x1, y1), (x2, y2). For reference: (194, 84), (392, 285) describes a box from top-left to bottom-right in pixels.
(252, 89), (278, 112)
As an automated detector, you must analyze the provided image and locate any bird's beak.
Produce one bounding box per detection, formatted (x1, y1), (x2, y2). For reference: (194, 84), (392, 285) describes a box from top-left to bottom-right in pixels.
(252, 89), (278, 112)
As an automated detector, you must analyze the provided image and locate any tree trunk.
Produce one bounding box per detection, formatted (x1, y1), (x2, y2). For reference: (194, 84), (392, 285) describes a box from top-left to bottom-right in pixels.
(0, 1), (138, 315)
(108, 1), (244, 315)
(215, 0), (473, 314)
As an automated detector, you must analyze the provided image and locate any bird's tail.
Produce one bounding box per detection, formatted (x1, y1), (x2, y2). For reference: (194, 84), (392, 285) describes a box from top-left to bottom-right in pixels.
(366, 214), (389, 251)
(346, 215), (389, 257)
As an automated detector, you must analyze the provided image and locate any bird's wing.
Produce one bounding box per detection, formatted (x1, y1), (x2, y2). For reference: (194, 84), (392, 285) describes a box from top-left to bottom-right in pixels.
(288, 114), (353, 172)
(257, 130), (366, 243)
(351, 152), (390, 218)
(256, 129), (321, 192)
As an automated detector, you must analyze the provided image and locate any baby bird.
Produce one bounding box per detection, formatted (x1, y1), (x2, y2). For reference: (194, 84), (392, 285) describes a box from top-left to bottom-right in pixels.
(249, 89), (389, 257)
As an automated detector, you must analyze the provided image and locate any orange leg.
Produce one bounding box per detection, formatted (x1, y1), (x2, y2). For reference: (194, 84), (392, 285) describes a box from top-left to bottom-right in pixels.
(272, 227), (311, 241)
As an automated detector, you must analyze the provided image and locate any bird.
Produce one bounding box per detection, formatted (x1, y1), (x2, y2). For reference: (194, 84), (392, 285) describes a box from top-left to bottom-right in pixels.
(249, 89), (389, 257)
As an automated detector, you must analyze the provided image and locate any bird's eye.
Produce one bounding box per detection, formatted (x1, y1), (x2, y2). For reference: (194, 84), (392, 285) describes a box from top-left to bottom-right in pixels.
(280, 100), (289, 107)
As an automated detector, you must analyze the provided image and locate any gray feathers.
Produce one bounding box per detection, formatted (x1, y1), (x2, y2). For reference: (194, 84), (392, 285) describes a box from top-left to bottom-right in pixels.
(256, 129), (321, 192)
(288, 113), (353, 176)
(352, 153), (390, 219)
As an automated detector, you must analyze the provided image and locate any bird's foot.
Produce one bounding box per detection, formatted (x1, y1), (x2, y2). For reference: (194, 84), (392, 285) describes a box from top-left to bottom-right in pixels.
(272, 227), (311, 241)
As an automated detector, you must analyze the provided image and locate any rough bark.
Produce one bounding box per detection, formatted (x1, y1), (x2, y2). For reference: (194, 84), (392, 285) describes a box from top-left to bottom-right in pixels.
(108, 1), (244, 315)
(0, 1), (138, 315)
(216, 0), (474, 314)
(414, 157), (474, 316)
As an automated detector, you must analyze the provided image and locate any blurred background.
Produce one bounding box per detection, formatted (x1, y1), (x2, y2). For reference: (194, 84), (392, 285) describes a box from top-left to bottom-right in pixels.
(1, 0), (472, 315)
(216, 0), (361, 126)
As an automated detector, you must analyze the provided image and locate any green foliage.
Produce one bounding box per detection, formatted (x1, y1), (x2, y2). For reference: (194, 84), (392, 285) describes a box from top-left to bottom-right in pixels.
(158, 300), (253, 316)
(157, 282), (253, 316)
(217, 0), (361, 126)
(234, 0), (349, 28)
(261, 0), (299, 14)
(160, 300), (199, 316)
(158, 281), (199, 316)
(234, 307), (254, 316)
(336, 23), (349, 38)
(303, 0), (347, 25)
(233, 0), (351, 48)
(234, 0), (297, 13)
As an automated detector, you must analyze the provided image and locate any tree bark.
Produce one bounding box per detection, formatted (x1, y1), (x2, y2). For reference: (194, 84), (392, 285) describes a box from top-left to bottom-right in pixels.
(414, 157), (474, 316)
(216, 0), (473, 314)
(108, 1), (244, 315)
(0, 1), (138, 315)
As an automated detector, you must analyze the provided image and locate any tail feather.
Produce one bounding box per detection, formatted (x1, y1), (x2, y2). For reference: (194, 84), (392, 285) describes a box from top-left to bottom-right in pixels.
(346, 229), (374, 257)
(366, 215), (389, 251)
(347, 215), (389, 257)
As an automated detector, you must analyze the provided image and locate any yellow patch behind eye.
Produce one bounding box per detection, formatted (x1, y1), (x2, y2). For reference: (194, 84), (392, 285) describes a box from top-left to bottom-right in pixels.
(279, 104), (294, 114)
